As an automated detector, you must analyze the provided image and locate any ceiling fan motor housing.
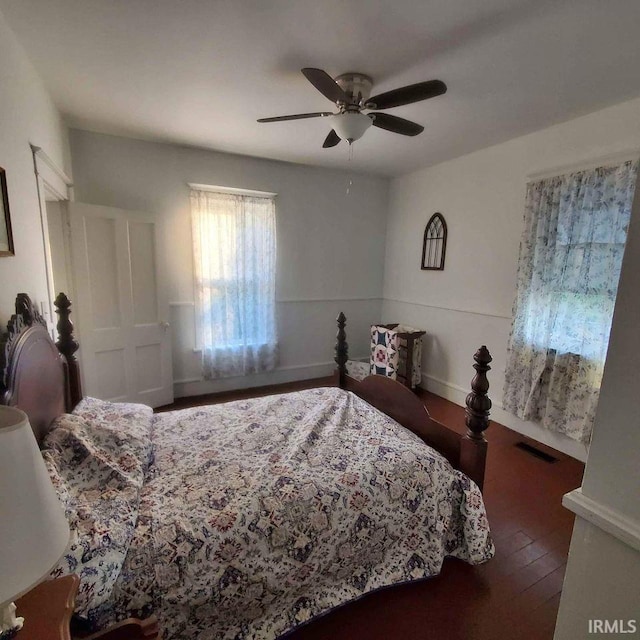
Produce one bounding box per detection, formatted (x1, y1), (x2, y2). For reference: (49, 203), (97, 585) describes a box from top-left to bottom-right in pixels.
(334, 72), (373, 107)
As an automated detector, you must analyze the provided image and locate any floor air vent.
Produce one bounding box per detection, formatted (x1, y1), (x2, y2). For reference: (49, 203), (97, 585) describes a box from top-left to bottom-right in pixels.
(515, 441), (558, 463)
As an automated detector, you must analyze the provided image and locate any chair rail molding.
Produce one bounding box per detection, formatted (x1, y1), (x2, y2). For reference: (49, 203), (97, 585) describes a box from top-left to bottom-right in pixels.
(563, 487), (640, 553)
(383, 297), (512, 321)
(169, 296), (382, 306)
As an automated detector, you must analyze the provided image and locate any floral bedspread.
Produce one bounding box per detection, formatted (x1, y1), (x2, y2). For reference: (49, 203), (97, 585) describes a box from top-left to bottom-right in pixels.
(43, 401), (153, 617)
(106, 387), (494, 639)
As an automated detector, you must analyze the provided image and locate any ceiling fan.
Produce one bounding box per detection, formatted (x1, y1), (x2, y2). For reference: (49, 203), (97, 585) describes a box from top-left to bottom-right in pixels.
(257, 68), (447, 148)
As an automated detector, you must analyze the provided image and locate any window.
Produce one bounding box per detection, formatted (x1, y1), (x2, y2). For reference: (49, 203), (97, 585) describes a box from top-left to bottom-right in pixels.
(524, 209), (628, 361)
(503, 159), (638, 444)
(190, 187), (277, 379)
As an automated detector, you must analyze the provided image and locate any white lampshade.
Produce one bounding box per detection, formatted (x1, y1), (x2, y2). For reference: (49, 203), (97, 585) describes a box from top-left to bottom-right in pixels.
(332, 112), (372, 143)
(0, 406), (70, 606)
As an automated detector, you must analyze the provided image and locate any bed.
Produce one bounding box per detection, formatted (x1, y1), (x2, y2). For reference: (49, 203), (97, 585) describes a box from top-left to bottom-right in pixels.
(0, 293), (494, 640)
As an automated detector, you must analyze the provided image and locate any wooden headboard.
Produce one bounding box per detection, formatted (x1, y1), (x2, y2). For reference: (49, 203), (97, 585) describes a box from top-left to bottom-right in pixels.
(0, 293), (82, 444)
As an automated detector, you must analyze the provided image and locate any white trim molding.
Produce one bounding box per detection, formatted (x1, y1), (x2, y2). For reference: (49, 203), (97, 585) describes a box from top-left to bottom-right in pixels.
(421, 372), (469, 399)
(30, 144), (73, 191)
(170, 297), (382, 307)
(30, 143), (74, 334)
(174, 356), (374, 399)
(420, 371), (589, 462)
(188, 182), (277, 198)
(174, 363), (333, 397)
(563, 488), (640, 553)
(174, 356), (369, 386)
(384, 297), (512, 321)
(277, 296), (382, 303)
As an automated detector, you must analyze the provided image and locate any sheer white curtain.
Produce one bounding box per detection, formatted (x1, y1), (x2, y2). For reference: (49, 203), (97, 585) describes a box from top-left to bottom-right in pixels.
(191, 189), (278, 379)
(503, 160), (638, 443)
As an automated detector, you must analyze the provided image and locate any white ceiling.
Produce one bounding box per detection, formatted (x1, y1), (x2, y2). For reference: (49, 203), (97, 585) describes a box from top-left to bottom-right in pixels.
(3, 0), (640, 177)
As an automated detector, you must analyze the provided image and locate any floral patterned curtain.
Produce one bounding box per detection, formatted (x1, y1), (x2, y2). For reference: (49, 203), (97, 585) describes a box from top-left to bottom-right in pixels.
(191, 189), (278, 379)
(503, 160), (638, 443)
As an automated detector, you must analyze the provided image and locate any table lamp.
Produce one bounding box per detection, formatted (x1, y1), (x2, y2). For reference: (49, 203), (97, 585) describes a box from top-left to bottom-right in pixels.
(0, 406), (70, 637)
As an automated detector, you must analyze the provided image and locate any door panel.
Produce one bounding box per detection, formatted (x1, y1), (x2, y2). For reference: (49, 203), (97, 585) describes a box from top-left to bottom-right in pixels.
(69, 202), (173, 407)
(136, 344), (163, 392)
(95, 348), (128, 401)
(129, 221), (159, 326)
(85, 216), (121, 329)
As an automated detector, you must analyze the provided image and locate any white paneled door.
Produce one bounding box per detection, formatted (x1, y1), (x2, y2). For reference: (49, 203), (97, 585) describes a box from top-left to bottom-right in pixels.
(69, 203), (173, 407)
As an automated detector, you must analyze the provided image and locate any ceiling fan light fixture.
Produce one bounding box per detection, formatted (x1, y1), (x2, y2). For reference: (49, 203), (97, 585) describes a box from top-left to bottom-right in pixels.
(332, 112), (372, 143)
(257, 68), (446, 149)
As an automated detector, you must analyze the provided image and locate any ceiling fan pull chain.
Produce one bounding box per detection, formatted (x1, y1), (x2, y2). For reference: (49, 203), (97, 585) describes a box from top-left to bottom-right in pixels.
(346, 142), (354, 196)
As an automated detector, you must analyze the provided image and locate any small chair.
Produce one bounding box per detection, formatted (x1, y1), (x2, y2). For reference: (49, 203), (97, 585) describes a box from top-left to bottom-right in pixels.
(370, 324), (425, 389)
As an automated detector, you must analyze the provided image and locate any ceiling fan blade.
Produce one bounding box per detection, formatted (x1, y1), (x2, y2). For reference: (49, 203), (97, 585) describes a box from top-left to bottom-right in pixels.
(301, 68), (348, 104)
(322, 129), (341, 148)
(369, 113), (424, 136)
(257, 112), (334, 123)
(367, 80), (447, 110)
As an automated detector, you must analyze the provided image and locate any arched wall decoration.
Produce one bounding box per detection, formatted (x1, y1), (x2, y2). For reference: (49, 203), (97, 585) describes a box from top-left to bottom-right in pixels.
(421, 212), (447, 270)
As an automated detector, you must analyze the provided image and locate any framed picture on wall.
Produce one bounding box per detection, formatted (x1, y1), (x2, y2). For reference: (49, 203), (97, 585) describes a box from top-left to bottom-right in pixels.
(0, 167), (15, 256)
(421, 212), (447, 270)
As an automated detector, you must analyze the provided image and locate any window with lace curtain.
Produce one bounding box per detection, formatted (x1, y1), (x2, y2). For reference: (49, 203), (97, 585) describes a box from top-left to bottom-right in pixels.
(503, 159), (638, 444)
(190, 187), (278, 379)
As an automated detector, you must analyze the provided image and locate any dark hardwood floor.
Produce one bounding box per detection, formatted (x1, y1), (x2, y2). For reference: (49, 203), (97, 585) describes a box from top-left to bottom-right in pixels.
(159, 378), (584, 640)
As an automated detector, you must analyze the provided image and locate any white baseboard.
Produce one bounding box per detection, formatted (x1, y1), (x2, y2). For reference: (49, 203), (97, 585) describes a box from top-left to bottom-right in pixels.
(563, 488), (640, 553)
(173, 355), (368, 398)
(174, 362), (334, 397)
(421, 372), (589, 462)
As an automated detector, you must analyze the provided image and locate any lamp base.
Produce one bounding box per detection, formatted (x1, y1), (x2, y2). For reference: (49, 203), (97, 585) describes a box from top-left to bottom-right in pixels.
(0, 602), (24, 638)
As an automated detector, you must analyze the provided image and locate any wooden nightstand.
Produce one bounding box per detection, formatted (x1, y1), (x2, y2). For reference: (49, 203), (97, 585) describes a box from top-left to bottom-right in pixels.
(13, 576), (158, 640)
(15, 575), (79, 640)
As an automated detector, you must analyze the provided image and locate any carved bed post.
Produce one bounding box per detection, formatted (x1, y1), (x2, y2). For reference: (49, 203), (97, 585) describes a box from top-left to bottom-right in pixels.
(460, 346), (492, 491)
(335, 312), (348, 388)
(54, 292), (83, 409)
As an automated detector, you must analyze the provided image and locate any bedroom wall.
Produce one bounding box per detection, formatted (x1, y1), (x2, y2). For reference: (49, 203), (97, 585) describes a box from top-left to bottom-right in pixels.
(554, 170), (640, 638)
(383, 96), (640, 460)
(0, 9), (70, 325)
(68, 129), (389, 398)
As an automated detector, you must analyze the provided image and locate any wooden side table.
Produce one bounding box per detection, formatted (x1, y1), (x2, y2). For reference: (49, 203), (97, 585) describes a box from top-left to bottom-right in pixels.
(14, 576), (159, 640)
(15, 575), (79, 640)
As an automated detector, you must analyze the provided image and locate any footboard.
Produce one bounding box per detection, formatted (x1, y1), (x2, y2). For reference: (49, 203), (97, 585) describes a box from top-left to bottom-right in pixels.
(334, 312), (492, 491)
